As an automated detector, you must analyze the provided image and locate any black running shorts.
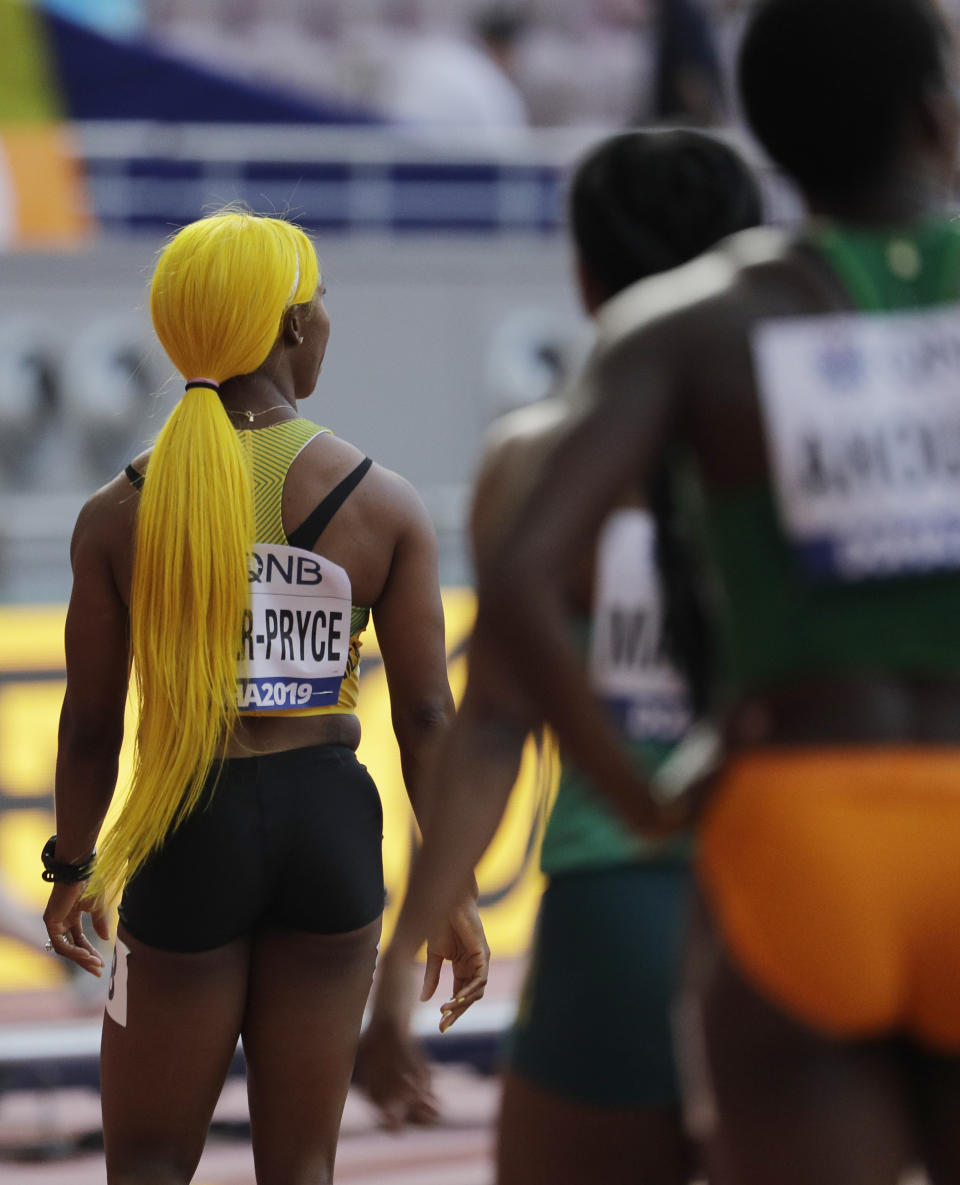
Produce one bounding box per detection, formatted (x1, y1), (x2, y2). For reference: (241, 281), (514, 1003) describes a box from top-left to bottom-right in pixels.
(118, 744), (385, 952)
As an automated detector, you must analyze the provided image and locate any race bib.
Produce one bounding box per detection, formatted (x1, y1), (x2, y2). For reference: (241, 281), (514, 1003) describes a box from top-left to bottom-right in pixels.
(754, 304), (960, 581)
(105, 937), (130, 1028)
(237, 543), (353, 712)
(589, 509), (692, 742)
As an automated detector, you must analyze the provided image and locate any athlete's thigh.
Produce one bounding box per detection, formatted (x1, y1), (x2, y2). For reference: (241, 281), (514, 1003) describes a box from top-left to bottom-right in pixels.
(683, 896), (913, 1185)
(100, 924), (250, 1185)
(497, 1070), (691, 1185)
(508, 864), (688, 1108)
(241, 920), (381, 1185)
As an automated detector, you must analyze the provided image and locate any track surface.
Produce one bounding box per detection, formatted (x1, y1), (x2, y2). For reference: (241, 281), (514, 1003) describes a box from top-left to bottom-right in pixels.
(0, 960), (519, 1184)
(0, 1067), (499, 1185)
(0, 965), (933, 1185)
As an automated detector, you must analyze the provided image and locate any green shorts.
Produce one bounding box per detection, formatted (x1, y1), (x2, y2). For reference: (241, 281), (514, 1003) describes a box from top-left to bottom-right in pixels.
(504, 860), (690, 1107)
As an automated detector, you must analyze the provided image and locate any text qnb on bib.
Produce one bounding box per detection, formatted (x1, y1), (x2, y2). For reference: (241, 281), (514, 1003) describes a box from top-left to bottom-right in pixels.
(237, 543), (352, 712)
(754, 304), (960, 582)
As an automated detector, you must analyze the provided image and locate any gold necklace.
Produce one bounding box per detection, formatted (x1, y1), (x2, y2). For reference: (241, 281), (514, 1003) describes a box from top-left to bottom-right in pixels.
(226, 404), (294, 423)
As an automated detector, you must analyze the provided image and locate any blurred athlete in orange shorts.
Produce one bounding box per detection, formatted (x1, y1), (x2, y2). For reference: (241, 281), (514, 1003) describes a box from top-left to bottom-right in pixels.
(471, 1), (960, 1183)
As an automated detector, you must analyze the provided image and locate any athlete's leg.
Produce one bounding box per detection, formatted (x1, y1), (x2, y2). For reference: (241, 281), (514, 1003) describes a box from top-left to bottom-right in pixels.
(497, 863), (694, 1184)
(100, 924), (251, 1185)
(241, 920), (381, 1185)
(910, 1048), (960, 1184)
(685, 899), (913, 1185)
(497, 1070), (692, 1185)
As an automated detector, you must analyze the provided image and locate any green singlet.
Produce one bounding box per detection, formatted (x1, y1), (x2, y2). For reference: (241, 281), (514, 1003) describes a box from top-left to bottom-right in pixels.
(539, 622), (691, 877)
(681, 217), (960, 702)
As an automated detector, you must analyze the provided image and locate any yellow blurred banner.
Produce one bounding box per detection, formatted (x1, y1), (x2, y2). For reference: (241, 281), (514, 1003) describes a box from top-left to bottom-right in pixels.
(0, 0), (92, 246)
(0, 597), (552, 991)
(0, 123), (92, 246)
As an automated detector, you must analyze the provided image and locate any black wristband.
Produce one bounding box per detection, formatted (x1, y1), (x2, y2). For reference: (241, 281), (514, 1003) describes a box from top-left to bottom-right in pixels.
(40, 834), (96, 884)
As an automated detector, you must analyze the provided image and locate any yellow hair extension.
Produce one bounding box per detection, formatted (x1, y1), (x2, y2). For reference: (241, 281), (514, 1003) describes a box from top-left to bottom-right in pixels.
(91, 212), (319, 903)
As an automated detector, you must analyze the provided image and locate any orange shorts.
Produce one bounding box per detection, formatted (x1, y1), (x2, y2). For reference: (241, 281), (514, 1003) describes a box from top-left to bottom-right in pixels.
(697, 747), (960, 1050)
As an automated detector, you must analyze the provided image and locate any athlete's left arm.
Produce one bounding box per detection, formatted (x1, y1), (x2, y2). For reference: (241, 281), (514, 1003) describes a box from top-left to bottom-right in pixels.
(371, 471), (488, 1002)
(43, 487), (131, 973)
(372, 471), (455, 819)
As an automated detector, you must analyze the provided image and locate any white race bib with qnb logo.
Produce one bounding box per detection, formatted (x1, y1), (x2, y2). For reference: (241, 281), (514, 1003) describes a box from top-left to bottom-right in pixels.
(589, 509), (692, 743)
(237, 543), (352, 712)
(754, 304), (960, 581)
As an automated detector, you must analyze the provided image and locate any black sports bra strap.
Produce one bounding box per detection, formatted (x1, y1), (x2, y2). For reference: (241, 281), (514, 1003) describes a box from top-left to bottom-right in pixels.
(125, 464), (145, 490)
(287, 456), (373, 551)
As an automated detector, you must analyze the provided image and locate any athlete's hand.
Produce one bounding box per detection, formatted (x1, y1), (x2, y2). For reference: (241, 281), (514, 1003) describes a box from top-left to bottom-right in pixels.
(423, 895), (489, 1033)
(648, 720), (726, 828)
(42, 882), (110, 977)
(357, 954), (438, 1130)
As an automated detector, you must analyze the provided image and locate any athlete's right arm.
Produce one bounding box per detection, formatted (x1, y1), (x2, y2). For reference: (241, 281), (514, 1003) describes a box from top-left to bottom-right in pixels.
(43, 488), (132, 970)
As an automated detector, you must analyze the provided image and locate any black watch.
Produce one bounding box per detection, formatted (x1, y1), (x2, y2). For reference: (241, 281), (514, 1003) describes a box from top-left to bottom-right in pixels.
(40, 834), (96, 884)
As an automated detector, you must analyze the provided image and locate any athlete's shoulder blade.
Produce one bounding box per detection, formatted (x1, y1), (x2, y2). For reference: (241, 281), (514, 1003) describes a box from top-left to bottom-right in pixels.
(595, 226), (792, 351)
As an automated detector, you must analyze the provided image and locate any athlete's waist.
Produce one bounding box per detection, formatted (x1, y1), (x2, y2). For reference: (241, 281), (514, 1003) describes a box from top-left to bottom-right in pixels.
(238, 704), (357, 719)
(726, 673), (960, 747)
(225, 711), (360, 759)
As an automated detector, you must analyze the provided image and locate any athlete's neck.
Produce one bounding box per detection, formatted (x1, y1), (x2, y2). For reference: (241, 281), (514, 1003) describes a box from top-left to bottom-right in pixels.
(808, 169), (952, 231)
(219, 374), (299, 429)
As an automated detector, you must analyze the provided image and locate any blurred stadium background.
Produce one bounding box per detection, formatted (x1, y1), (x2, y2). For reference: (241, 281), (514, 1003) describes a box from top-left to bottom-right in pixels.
(0, 0), (943, 1180)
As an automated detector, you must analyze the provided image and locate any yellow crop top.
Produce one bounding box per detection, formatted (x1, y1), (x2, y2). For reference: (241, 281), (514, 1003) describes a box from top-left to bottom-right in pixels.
(239, 418), (371, 716)
(125, 417), (372, 718)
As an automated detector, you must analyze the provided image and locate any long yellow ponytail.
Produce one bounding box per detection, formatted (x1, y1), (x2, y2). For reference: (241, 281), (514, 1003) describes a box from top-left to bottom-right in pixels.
(91, 212), (319, 903)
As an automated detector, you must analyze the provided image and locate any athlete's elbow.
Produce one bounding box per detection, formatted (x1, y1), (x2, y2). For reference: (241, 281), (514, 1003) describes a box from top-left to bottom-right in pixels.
(394, 695), (454, 748)
(57, 700), (125, 762)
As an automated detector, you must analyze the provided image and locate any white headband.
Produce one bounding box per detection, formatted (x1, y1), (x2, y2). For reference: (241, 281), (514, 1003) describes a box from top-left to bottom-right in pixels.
(286, 254), (301, 307)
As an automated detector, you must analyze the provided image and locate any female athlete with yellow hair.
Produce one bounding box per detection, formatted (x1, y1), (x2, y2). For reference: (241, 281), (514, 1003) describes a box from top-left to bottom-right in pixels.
(40, 211), (487, 1184)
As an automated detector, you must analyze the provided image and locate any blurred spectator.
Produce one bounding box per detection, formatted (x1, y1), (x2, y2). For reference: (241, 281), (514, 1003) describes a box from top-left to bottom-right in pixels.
(712, 0), (750, 126)
(646, 0), (725, 125)
(381, 4), (530, 131)
(131, 0), (753, 131)
(518, 0), (650, 126)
